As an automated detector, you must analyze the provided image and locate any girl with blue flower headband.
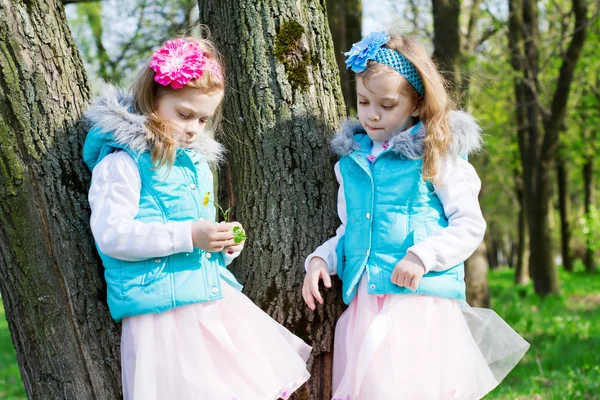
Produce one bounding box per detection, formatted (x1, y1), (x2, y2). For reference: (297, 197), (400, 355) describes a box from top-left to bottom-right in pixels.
(302, 31), (529, 399)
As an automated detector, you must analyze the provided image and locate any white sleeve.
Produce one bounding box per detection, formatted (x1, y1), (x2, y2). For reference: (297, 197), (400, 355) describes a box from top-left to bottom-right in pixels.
(407, 156), (487, 273)
(89, 151), (194, 262)
(222, 250), (241, 266)
(304, 162), (347, 275)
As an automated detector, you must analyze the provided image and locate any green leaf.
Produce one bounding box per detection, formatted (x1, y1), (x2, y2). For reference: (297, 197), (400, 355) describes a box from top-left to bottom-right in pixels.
(233, 226), (247, 244)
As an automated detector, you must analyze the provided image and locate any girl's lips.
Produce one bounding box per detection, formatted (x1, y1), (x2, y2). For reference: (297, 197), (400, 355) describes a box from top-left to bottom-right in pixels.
(366, 125), (382, 130)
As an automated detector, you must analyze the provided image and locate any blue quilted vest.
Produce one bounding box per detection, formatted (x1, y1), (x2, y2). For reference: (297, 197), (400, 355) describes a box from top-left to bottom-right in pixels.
(335, 124), (466, 304)
(83, 90), (241, 322)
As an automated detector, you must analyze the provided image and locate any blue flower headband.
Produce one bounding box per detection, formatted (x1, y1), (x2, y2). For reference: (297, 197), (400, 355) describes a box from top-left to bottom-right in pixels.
(345, 31), (425, 96)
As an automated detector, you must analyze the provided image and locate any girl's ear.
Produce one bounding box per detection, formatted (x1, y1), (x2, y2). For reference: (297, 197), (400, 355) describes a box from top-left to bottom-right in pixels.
(411, 100), (421, 117)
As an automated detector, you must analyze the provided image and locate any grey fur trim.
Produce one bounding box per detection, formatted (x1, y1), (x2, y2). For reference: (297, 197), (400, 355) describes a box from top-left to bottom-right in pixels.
(448, 110), (484, 156)
(388, 123), (426, 159)
(85, 83), (149, 153)
(330, 110), (483, 158)
(330, 119), (362, 156)
(85, 83), (225, 164)
(187, 133), (225, 165)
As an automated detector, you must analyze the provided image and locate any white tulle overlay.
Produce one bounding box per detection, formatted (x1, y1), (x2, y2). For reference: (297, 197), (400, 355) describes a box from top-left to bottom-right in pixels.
(121, 280), (311, 400)
(332, 276), (530, 400)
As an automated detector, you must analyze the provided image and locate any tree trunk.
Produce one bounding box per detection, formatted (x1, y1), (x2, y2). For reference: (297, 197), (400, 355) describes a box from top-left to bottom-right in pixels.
(484, 229), (499, 270)
(515, 190), (530, 284)
(509, 0), (589, 294)
(557, 150), (574, 271)
(198, 2), (346, 399)
(465, 242), (490, 308)
(326, 0), (362, 114)
(0, 1), (121, 399)
(431, 0), (461, 92)
(583, 144), (597, 272)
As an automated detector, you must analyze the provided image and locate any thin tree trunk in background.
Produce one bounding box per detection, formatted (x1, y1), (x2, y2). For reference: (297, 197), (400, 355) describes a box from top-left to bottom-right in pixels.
(0, 0), (121, 398)
(484, 228), (500, 269)
(326, 0), (362, 114)
(583, 128), (598, 272)
(509, 0), (589, 294)
(557, 149), (574, 272)
(515, 188), (530, 284)
(465, 242), (490, 307)
(198, 2), (346, 399)
(431, 0), (461, 92)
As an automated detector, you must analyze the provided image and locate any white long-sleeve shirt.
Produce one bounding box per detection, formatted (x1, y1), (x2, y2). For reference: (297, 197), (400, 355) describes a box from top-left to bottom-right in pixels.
(305, 141), (486, 274)
(88, 151), (239, 264)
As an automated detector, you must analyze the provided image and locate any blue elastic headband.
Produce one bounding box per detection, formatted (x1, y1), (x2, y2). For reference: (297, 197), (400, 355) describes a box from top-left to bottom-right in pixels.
(344, 31), (425, 96)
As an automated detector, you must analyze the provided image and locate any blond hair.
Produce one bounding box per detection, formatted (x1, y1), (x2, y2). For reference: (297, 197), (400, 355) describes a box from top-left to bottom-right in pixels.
(358, 34), (454, 182)
(131, 35), (226, 169)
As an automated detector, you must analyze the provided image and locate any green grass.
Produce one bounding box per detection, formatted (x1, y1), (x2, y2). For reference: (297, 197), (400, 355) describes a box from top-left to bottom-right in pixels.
(1, 266), (599, 399)
(0, 301), (26, 400)
(485, 263), (600, 400)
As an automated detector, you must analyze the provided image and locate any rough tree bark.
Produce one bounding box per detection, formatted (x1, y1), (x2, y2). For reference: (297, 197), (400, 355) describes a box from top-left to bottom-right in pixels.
(198, 2), (347, 399)
(0, 0), (121, 399)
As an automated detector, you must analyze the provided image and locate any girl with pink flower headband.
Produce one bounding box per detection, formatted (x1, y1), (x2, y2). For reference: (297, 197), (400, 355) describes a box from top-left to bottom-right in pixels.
(83, 35), (311, 400)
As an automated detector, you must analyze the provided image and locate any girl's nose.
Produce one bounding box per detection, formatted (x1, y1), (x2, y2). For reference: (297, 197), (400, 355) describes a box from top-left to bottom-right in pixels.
(369, 113), (380, 122)
(185, 121), (201, 137)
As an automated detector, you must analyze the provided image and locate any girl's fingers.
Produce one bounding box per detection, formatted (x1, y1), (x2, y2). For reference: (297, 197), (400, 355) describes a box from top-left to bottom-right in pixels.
(399, 273), (409, 288)
(216, 222), (237, 232)
(310, 275), (323, 304)
(215, 231), (235, 240)
(411, 276), (421, 291)
(225, 244), (243, 253)
(302, 280), (316, 310)
(211, 239), (235, 248)
(391, 268), (398, 284)
(322, 270), (332, 288)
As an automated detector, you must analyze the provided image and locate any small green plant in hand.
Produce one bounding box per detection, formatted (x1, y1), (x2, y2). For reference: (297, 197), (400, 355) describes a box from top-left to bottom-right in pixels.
(203, 192), (247, 244)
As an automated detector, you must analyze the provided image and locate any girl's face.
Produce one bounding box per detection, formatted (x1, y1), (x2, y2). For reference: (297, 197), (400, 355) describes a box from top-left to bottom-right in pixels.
(155, 85), (224, 148)
(356, 73), (419, 142)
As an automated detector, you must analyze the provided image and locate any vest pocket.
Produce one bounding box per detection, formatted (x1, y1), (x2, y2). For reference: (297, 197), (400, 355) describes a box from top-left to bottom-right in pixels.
(141, 258), (167, 285)
(412, 219), (445, 245)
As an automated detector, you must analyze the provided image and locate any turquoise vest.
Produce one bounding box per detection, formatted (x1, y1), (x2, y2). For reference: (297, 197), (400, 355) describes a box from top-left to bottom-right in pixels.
(83, 126), (241, 322)
(336, 129), (466, 304)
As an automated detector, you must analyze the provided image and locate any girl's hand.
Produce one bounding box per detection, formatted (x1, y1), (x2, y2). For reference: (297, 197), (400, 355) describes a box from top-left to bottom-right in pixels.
(391, 253), (426, 291)
(192, 220), (237, 252)
(302, 256), (332, 310)
(224, 221), (245, 254)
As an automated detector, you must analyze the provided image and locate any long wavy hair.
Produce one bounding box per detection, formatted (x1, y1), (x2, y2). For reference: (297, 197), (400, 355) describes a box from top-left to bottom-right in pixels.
(131, 33), (226, 169)
(358, 34), (454, 182)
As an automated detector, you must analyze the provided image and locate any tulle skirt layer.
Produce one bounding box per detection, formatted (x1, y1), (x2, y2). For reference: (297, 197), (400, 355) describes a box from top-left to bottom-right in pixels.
(332, 276), (529, 400)
(121, 280), (311, 400)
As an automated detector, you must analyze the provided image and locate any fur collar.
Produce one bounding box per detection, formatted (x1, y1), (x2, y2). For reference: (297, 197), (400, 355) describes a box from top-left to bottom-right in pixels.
(330, 111), (483, 159)
(84, 83), (225, 165)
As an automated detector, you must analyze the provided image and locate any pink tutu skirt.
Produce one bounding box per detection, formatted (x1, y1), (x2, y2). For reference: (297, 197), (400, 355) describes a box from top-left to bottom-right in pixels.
(121, 280), (311, 400)
(332, 276), (530, 400)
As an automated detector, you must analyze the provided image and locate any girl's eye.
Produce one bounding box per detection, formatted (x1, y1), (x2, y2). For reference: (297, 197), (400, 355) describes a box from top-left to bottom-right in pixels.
(382, 105), (395, 110)
(358, 101), (368, 105)
(179, 112), (190, 119)
(199, 118), (208, 124)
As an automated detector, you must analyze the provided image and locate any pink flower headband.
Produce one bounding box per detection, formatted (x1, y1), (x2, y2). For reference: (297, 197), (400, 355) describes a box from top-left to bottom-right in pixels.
(149, 39), (224, 89)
